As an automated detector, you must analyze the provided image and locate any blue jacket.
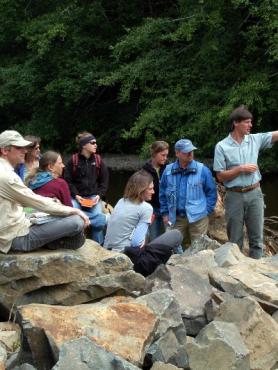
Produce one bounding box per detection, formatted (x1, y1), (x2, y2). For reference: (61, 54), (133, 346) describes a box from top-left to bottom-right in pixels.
(159, 160), (217, 224)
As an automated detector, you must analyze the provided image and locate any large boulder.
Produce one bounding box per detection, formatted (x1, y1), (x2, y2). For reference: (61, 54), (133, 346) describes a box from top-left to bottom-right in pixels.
(209, 257), (278, 305)
(145, 265), (212, 336)
(214, 242), (247, 267)
(18, 297), (158, 369)
(137, 289), (188, 369)
(187, 321), (250, 370)
(183, 235), (221, 256)
(215, 296), (278, 370)
(0, 241), (145, 314)
(53, 336), (140, 370)
(168, 249), (217, 277)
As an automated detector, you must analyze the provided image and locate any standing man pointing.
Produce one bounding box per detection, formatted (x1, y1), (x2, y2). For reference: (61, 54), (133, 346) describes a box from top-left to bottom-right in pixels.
(213, 106), (278, 259)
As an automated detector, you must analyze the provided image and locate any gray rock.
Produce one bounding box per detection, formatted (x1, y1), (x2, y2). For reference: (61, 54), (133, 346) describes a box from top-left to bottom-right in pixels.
(52, 336), (140, 370)
(187, 321), (250, 370)
(273, 310), (278, 323)
(13, 364), (36, 370)
(0, 241), (144, 312)
(215, 296), (278, 370)
(214, 242), (246, 267)
(145, 265), (212, 336)
(209, 259), (278, 305)
(168, 250), (217, 277)
(183, 235), (221, 256)
(150, 361), (183, 369)
(136, 289), (188, 369)
(0, 343), (7, 364)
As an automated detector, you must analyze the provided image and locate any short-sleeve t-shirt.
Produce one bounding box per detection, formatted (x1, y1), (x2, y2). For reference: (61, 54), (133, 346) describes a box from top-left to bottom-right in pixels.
(104, 198), (153, 252)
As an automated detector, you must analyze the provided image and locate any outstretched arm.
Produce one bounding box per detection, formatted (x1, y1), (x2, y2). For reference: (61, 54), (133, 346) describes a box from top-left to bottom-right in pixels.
(272, 131), (278, 143)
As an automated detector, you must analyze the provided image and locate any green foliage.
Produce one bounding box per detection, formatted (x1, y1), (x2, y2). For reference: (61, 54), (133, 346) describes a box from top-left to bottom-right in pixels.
(0, 0), (277, 165)
(102, 0), (277, 159)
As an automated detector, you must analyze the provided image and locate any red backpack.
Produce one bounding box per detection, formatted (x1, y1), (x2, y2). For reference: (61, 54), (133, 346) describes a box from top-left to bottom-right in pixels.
(71, 153), (102, 178)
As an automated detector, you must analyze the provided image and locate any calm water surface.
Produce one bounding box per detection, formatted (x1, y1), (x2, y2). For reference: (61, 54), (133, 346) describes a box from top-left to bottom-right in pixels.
(107, 171), (278, 218)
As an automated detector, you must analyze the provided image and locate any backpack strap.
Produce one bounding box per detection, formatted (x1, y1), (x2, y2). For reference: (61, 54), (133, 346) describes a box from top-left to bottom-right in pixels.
(71, 153), (102, 178)
(95, 154), (102, 178)
(72, 153), (79, 177)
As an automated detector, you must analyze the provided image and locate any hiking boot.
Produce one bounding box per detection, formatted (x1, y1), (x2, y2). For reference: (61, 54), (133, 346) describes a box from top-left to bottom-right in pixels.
(46, 232), (86, 250)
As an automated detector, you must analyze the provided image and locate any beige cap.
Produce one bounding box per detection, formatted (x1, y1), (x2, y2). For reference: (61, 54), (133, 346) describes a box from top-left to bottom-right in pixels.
(0, 130), (32, 148)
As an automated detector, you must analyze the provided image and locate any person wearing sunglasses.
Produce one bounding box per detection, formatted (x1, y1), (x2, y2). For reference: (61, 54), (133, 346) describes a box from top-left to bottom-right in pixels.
(64, 131), (109, 245)
(16, 135), (41, 180)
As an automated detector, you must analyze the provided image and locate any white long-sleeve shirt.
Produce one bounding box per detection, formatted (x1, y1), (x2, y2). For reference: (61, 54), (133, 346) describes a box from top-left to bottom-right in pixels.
(0, 158), (73, 253)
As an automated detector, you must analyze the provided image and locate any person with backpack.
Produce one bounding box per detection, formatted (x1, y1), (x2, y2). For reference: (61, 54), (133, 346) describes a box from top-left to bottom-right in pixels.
(64, 131), (109, 244)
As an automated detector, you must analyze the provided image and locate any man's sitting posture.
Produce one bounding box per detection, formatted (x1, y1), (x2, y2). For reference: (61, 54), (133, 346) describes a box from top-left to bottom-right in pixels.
(0, 130), (89, 253)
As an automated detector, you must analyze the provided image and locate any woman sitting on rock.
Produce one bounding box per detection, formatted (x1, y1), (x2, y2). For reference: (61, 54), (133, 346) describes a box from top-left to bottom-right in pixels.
(104, 170), (182, 276)
(26, 151), (73, 206)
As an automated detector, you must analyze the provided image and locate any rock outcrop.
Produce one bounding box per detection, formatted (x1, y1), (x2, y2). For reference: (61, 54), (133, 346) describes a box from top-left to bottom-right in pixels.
(0, 235), (278, 370)
(0, 241), (144, 314)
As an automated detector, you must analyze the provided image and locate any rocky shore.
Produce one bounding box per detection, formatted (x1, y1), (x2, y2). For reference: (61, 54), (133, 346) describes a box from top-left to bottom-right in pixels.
(0, 227), (277, 370)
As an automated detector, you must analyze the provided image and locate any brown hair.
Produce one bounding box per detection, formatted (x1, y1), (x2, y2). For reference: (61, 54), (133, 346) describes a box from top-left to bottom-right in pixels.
(150, 141), (169, 158)
(25, 151), (60, 185)
(75, 131), (92, 145)
(39, 151), (60, 171)
(229, 106), (253, 131)
(124, 170), (153, 203)
(24, 135), (41, 162)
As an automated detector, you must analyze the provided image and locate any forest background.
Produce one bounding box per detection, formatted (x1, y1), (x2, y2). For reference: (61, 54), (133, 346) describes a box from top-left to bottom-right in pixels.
(0, 0), (277, 169)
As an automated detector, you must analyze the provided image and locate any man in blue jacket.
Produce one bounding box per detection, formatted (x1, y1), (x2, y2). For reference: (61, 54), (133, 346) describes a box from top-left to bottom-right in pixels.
(160, 139), (217, 246)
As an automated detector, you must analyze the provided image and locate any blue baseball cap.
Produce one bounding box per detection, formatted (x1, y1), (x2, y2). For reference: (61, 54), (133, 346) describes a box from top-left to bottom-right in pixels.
(175, 139), (197, 153)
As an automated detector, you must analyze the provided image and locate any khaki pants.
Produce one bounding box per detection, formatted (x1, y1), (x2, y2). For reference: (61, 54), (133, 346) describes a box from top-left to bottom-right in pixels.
(168, 215), (209, 247)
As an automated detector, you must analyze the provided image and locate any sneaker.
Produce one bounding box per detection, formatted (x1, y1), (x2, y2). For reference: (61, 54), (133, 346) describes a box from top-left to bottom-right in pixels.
(46, 232), (86, 250)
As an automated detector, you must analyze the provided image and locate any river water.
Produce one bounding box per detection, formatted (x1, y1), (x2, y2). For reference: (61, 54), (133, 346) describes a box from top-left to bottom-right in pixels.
(107, 171), (278, 218)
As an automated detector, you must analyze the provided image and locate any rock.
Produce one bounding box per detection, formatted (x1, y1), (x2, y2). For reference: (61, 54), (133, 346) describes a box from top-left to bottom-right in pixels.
(53, 336), (140, 370)
(168, 250), (217, 277)
(183, 235), (221, 256)
(273, 310), (278, 323)
(150, 361), (183, 369)
(145, 265), (212, 336)
(0, 344), (7, 366)
(0, 241), (144, 313)
(145, 330), (188, 370)
(12, 364), (36, 370)
(215, 296), (278, 370)
(209, 259), (278, 306)
(186, 321), (250, 370)
(0, 322), (21, 352)
(18, 297), (158, 368)
(132, 289), (188, 369)
(214, 242), (246, 267)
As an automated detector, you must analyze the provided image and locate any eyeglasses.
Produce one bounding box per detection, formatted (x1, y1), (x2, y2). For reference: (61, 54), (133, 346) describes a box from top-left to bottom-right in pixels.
(90, 141), (97, 145)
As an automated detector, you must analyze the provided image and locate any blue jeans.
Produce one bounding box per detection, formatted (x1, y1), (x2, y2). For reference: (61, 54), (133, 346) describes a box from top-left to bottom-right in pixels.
(72, 196), (106, 245)
(148, 208), (165, 241)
